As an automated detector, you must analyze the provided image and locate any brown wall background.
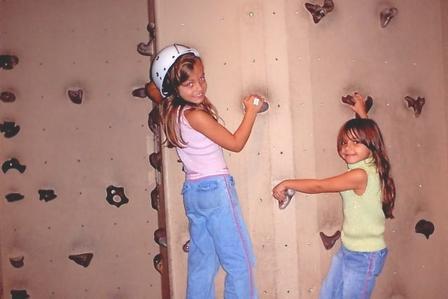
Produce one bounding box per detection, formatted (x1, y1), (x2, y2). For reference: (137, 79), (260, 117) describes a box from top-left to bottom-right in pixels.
(1, 0), (448, 299)
(0, 0), (163, 298)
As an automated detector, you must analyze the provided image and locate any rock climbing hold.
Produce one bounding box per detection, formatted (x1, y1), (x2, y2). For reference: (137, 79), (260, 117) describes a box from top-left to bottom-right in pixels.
(415, 219), (434, 239)
(38, 189), (57, 202)
(0, 121), (20, 138)
(137, 23), (156, 56)
(2, 158), (26, 174)
(380, 7), (398, 28)
(10, 289), (29, 299)
(151, 185), (160, 211)
(149, 152), (162, 171)
(153, 253), (163, 274)
(0, 54), (19, 70)
(9, 256), (24, 268)
(105, 185), (129, 207)
(0, 91), (16, 103)
(69, 252), (94, 267)
(67, 89), (83, 104)
(154, 228), (167, 248)
(304, 0), (334, 24)
(183, 240), (190, 253)
(5, 193), (24, 202)
(148, 106), (161, 135)
(404, 96), (425, 117)
(320, 230), (341, 250)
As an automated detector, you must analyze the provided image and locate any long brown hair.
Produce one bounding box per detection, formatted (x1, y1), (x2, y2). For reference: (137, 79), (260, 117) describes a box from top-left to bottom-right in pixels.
(337, 118), (396, 219)
(159, 53), (219, 147)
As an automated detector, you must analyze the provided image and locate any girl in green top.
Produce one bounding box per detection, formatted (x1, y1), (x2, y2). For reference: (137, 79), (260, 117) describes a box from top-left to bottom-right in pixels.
(273, 93), (396, 299)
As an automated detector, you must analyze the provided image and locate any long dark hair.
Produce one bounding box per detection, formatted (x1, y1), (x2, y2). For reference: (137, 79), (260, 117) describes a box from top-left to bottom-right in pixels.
(160, 53), (218, 147)
(337, 118), (396, 219)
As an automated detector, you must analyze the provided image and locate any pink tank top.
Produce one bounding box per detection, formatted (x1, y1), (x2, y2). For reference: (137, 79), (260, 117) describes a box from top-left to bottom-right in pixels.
(176, 108), (229, 180)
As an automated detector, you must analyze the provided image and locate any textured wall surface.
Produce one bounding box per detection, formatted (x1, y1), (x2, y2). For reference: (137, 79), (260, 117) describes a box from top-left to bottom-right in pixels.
(155, 0), (448, 298)
(0, 0), (163, 298)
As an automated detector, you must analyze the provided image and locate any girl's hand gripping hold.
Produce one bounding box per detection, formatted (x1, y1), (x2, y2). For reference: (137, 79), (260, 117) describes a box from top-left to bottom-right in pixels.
(351, 92), (369, 119)
(273, 181), (296, 209)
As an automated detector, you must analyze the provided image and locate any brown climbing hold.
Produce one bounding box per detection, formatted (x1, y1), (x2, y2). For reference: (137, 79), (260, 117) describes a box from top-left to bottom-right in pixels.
(67, 89), (83, 104)
(9, 256), (24, 268)
(151, 185), (160, 211)
(149, 152), (162, 171)
(0, 91), (16, 102)
(304, 0), (334, 24)
(415, 219), (434, 239)
(68, 252), (93, 267)
(153, 253), (163, 274)
(404, 96), (425, 117)
(154, 228), (167, 247)
(320, 230), (341, 250)
(148, 105), (161, 135)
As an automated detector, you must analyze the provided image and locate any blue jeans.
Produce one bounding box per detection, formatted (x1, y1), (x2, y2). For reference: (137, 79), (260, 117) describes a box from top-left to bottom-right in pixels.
(182, 175), (258, 299)
(319, 245), (388, 299)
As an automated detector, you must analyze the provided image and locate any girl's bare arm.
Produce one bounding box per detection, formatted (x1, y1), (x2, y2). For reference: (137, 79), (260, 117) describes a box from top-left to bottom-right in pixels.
(186, 95), (262, 152)
(273, 169), (367, 200)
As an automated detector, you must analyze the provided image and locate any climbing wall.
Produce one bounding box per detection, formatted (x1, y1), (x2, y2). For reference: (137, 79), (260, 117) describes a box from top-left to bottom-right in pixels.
(0, 0), (165, 298)
(153, 0), (448, 298)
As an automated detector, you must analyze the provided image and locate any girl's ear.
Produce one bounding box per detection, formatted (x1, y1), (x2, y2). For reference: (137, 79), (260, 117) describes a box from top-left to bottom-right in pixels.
(145, 81), (163, 104)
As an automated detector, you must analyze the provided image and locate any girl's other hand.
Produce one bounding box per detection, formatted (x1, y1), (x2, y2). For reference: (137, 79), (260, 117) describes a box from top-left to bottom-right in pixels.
(272, 181), (287, 201)
(352, 92), (368, 118)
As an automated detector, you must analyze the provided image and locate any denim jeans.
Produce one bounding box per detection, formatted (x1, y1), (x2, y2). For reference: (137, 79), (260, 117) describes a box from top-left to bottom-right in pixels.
(182, 175), (258, 299)
(319, 245), (388, 299)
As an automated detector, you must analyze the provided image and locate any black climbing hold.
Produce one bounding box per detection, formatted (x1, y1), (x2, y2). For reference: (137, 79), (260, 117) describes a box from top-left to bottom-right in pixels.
(0, 121), (20, 138)
(2, 158), (26, 174)
(0, 54), (19, 70)
(106, 185), (129, 207)
(38, 189), (57, 202)
(11, 289), (29, 299)
(5, 193), (24, 202)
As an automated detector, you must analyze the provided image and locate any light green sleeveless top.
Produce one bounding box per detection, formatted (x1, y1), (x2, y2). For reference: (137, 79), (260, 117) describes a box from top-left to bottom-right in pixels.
(340, 157), (386, 252)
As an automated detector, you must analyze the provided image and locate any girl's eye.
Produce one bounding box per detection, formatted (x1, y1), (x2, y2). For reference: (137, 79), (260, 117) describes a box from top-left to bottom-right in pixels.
(200, 76), (206, 81)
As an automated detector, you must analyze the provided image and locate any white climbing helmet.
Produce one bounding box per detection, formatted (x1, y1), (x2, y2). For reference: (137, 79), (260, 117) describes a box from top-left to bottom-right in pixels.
(150, 43), (200, 96)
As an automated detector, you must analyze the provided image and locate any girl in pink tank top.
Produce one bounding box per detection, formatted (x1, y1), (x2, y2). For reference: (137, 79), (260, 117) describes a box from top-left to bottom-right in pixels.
(149, 43), (267, 298)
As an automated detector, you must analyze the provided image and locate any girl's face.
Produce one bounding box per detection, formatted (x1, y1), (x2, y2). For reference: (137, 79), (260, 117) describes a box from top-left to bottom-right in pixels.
(338, 136), (371, 164)
(178, 60), (207, 104)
